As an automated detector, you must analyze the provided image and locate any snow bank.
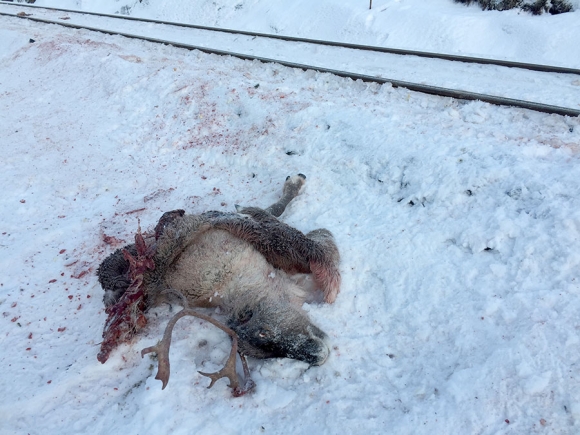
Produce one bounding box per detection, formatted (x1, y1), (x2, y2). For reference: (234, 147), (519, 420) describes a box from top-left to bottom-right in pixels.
(31, 0), (580, 66)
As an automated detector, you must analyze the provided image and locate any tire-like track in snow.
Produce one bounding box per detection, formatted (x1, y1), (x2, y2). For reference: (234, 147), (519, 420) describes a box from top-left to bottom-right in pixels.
(1, 1), (579, 117)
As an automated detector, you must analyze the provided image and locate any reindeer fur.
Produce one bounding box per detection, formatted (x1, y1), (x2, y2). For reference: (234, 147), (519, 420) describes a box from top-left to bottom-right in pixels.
(97, 175), (340, 365)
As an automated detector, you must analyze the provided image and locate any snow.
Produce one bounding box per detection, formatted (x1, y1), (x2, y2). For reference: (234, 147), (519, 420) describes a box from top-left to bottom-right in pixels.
(31, 0), (580, 67)
(1, 1), (580, 434)
(3, 3), (580, 110)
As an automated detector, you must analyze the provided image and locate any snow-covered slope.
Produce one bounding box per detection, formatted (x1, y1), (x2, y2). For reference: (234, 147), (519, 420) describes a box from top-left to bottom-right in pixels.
(1, 2), (580, 434)
(4, 2), (580, 111)
(32, 0), (580, 67)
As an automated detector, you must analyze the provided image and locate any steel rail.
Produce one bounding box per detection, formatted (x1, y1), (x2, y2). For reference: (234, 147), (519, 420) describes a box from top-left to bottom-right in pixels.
(2, 11), (579, 117)
(2, 0), (580, 76)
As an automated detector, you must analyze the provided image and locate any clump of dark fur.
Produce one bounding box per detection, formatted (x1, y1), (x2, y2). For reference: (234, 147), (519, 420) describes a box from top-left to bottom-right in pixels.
(454, 0), (573, 14)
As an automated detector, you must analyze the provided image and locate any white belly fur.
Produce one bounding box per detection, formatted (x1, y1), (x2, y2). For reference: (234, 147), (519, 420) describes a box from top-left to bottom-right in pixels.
(164, 229), (273, 307)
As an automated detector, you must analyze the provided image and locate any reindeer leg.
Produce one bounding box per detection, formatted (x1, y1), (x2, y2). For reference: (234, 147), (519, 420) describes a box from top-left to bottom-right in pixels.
(154, 209), (185, 239)
(264, 173), (306, 217)
(305, 228), (341, 304)
(235, 173), (306, 218)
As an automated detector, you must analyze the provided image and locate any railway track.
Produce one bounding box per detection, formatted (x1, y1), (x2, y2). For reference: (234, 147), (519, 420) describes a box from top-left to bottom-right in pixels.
(1, 1), (579, 117)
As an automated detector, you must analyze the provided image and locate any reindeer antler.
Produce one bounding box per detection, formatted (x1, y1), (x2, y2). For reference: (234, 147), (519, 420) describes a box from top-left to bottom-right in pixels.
(141, 290), (255, 396)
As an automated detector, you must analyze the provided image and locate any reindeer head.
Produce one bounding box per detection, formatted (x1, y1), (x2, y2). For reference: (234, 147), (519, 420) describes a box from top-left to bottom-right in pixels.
(227, 297), (330, 366)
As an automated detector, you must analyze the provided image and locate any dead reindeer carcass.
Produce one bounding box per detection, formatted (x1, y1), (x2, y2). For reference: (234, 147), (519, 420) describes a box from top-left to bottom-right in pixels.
(96, 174), (341, 396)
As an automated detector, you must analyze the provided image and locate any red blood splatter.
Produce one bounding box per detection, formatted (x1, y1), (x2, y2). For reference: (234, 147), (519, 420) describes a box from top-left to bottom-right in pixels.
(59, 249), (66, 254)
(102, 234), (125, 246)
(125, 208), (146, 215)
(72, 269), (89, 279)
(49, 279), (57, 284)
(57, 327), (66, 332)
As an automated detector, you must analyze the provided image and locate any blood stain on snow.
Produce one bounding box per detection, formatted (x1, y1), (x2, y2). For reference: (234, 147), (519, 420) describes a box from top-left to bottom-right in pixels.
(102, 234), (126, 246)
(125, 208), (146, 215)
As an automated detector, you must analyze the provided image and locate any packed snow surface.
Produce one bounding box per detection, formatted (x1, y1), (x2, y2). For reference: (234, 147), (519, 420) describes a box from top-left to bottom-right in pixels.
(31, 0), (580, 67)
(1, 1), (580, 435)
(2, 2), (580, 111)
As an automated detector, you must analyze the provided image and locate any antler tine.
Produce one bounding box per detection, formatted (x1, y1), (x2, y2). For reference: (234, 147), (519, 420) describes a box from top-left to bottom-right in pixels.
(141, 301), (255, 395)
(198, 334), (239, 389)
(141, 308), (190, 390)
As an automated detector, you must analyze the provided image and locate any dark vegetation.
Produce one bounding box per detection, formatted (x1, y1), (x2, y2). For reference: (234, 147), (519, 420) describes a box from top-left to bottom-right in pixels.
(454, 0), (573, 14)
